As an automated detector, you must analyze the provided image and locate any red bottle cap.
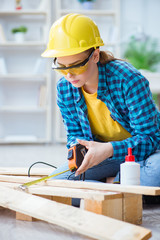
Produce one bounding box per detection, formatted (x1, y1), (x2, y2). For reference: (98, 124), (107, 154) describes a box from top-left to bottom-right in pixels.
(16, 6), (22, 10)
(125, 148), (135, 162)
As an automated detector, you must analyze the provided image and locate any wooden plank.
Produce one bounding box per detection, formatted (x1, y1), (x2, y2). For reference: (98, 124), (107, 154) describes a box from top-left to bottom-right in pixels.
(0, 182), (20, 188)
(0, 181), (142, 225)
(28, 186), (121, 201)
(51, 196), (71, 205)
(16, 194), (70, 222)
(122, 193), (143, 225)
(45, 180), (160, 196)
(0, 181), (122, 222)
(84, 198), (123, 221)
(0, 167), (52, 176)
(16, 194), (52, 221)
(0, 175), (160, 195)
(0, 175), (38, 183)
(0, 181), (122, 201)
(0, 186), (152, 240)
(0, 181), (121, 222)
(16, 212), (34, 221)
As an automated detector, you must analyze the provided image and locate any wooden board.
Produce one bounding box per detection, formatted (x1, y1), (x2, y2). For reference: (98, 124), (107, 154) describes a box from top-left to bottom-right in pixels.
(0, 167), (52, 176)
(16, 194), (71, 222)
(0, 181), (123, 221)
(0, 186), (152, 240)
(84, 198), (123, 220)
(0, 181), (122, 222)
(122, 193), (142, 225)
(0, 175), (38, 183)
(0, 181), (141, 224)
(0, 181), (122, 201)
(0, 176), (159, 195)
(45, 180), (160, 196)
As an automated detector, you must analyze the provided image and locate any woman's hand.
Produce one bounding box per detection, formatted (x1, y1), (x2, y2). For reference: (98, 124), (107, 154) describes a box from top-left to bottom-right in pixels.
(75, 139), (113, 176)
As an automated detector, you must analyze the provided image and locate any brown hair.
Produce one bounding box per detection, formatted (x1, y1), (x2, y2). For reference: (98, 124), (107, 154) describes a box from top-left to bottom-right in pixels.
(85, 48), (118, 64)
(99, 50), (117, 64)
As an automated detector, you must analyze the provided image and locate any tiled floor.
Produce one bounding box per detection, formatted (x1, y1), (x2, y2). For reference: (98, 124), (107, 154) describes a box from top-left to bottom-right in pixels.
(0, 144), (160, 240)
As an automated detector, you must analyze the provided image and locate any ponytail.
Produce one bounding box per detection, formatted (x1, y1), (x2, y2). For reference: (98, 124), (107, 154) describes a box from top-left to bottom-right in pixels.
(99, 50), (118, 64)
(85, 48), (121, 64)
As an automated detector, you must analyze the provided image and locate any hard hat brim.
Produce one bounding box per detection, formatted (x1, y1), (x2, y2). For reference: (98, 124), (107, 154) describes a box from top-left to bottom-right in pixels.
(41, 43), (104, 58)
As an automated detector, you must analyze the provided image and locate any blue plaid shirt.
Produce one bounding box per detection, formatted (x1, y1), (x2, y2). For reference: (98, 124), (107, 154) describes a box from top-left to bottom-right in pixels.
(57, 60), (160, 162)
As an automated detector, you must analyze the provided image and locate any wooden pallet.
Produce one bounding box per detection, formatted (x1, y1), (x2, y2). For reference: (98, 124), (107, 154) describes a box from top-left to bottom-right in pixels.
(0, 174), (157, 225)
(0, 186), (152, 240)
(0, 172), (160, 225)
(0, 167), (159, 240)
(0, 180), (123, 221)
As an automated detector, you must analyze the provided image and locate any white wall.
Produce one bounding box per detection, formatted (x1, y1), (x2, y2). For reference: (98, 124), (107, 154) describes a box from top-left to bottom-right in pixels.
(51, 0), (160, 56)
(120, 0), (160, 46)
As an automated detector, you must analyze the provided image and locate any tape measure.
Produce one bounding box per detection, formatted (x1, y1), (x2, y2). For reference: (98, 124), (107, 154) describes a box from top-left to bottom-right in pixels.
(19, 143), (87, 190)
(19, 169), (70, 190)
(68, 144), (87, 172)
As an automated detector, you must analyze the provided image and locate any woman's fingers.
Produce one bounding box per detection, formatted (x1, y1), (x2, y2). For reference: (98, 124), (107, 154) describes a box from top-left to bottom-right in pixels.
(75, 141), (113, 177)
(77, 139), (90, 149)
(75, 152), (90, 176)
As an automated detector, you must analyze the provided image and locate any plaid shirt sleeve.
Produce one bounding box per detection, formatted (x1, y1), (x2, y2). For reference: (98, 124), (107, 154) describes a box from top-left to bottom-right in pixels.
(56, 78), (89, 148)
(110, 66), (160, 162)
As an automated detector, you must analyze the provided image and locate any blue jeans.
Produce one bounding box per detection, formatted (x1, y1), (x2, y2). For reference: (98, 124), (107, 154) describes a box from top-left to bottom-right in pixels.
(50, 151), (160, 187)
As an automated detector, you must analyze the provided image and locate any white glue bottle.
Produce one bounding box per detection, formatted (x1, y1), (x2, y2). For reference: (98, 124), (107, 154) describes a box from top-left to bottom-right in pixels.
(120, 148), (140, 185)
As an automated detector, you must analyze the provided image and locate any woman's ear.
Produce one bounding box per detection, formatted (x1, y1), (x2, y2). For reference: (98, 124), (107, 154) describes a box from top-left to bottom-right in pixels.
(92, 48), (100, 63)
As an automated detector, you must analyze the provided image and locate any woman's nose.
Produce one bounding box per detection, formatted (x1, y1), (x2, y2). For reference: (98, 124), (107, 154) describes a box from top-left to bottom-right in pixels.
(66, 72), (73, 78)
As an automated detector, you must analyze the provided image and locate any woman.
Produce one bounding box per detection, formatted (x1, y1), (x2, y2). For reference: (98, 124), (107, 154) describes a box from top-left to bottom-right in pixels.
(42, 13), (160, 187)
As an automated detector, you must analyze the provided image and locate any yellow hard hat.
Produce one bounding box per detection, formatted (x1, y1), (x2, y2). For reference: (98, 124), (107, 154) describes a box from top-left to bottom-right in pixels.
(41, 13), (104, 58)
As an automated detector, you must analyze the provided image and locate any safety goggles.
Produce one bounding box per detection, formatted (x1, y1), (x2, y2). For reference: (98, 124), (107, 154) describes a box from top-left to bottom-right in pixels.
(52, 49), (94, 76)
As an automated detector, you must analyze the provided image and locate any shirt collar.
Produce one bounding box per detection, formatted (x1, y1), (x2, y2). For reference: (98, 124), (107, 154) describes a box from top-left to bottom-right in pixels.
(72, 61), (110, 103)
